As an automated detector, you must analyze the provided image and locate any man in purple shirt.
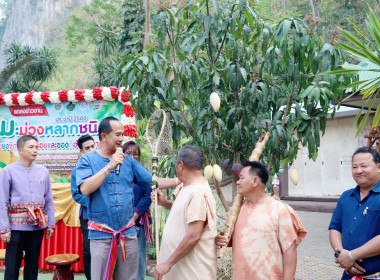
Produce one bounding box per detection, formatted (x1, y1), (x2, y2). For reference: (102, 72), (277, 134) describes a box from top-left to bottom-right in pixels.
(0, 135), (55, 280)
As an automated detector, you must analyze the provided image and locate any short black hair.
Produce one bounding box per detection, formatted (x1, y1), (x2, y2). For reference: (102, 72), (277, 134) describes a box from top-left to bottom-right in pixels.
(77, 134), (94, 150)
(243, 161), (269, 184)
(98, 116), (119, 140)
(17, 135), (38, 149)
(177, 145), (202, 170)
(352, 146), (380, 164)
(122, 141), (140, 156)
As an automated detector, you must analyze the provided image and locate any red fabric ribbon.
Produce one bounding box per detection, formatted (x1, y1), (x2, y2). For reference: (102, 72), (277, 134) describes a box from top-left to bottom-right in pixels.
(26, 207), (47, 227)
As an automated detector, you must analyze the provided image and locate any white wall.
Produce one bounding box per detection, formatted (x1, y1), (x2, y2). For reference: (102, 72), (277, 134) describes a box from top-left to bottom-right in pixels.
(288, 116), (361, 197)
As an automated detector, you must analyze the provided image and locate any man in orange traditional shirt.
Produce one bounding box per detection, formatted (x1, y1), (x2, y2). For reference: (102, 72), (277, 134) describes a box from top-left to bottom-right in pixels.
(216, 161), (307, 280)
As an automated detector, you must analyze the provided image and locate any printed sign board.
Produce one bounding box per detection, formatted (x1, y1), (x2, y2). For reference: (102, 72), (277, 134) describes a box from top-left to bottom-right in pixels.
(0, 88), (136, 180)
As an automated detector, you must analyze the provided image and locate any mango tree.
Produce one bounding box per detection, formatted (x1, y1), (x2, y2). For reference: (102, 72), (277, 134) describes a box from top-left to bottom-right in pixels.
(120, 0), (349, 210)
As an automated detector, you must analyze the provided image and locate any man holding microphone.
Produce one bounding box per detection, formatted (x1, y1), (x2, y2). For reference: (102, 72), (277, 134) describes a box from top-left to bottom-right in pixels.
(76, 117), (152, 280)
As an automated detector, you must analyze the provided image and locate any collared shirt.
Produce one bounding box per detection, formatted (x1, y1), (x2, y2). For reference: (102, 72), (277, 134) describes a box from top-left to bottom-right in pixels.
(232, 197), (306, 279)
(70, 167), (88, 220)
(329, 181), (380, 279)
(0, 161), (55, 233)
(76, 150), (152, 240)
(160, 181), (217, 280)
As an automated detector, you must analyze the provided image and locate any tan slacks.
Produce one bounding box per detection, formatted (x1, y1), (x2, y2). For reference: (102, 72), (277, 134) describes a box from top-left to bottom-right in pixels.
(90, 235), (138, 280)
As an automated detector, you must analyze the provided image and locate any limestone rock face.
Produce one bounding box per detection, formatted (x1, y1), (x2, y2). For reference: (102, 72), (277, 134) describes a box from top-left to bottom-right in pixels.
(0, 0), (92, 69)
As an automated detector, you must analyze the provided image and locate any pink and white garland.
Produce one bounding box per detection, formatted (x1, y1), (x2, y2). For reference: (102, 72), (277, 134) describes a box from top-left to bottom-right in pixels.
(0, 86), (137, 141)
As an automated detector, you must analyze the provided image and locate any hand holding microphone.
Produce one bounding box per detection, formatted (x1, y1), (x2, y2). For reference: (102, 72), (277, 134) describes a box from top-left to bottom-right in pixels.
(115, 147), (124, 175)
(110, 147), (125, 175)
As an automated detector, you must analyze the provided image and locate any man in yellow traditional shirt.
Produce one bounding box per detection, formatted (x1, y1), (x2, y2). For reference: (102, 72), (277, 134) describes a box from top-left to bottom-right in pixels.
(153, 145), (217, 280)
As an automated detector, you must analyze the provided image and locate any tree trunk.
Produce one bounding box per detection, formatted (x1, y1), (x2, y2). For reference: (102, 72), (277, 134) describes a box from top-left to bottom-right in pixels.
(213, 178), (230, 212)
(280, 0), (286, 12)
(232, 152), (238, 198)
(143, 0), (151, 49)
(0, 55), (35, 92)
(309, 0), (317, 20)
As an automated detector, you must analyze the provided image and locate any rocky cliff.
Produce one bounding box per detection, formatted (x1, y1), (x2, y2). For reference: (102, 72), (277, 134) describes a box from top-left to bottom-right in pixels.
(0, 0), (91, 69)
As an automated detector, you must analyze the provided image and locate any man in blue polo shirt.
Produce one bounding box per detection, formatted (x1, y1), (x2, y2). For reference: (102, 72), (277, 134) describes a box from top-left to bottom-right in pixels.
(329, 147), (380, 279)
(76, 117), (152, 280)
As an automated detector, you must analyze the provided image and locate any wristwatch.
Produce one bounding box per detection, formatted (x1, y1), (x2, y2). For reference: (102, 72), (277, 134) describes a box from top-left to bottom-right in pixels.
(334, 251), (340, 259)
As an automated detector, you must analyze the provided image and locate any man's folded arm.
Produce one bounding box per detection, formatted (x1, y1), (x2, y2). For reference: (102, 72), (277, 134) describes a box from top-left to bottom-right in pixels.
(351, 235), (380, 260)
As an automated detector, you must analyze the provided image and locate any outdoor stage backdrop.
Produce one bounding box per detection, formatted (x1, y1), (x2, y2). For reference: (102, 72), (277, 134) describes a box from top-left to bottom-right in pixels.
(0, 87), (137, 271)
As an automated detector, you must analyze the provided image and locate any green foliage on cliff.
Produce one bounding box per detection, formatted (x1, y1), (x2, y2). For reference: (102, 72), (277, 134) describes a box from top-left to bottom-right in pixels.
(254, 0), (380, 45)
(3, 43), (57, 92)
(63, 0), (145, 87)
(43, 43), (94, 91)
(33, 0), (380, 94)
(119, 0), (145, 55)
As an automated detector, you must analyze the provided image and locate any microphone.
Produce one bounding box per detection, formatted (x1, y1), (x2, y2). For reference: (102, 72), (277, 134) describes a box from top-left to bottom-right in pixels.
(115, 147), (123, 175)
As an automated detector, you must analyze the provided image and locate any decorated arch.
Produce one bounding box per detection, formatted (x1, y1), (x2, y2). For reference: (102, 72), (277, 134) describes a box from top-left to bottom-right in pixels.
(0, 87), (138, 272)
(0, 87), (137, 172)
(0, 87), (138, 224)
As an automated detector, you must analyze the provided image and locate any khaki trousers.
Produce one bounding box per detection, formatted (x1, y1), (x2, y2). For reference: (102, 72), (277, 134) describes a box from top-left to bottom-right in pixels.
(90, 235), (138, 280)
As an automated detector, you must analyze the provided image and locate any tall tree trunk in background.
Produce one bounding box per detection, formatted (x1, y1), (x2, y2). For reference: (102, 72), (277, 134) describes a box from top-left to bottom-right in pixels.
(280, 0), (286, 12)
(309, 0), (317, 20)
(143, 0), (151, 49)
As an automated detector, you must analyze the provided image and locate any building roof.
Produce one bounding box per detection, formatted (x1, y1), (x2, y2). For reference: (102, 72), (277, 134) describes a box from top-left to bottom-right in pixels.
(335, 60), (380, 110)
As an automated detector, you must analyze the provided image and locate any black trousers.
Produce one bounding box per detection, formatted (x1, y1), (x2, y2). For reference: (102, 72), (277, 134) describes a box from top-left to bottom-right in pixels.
(4, 229), (44, 280)
(80, 218), (91, 280)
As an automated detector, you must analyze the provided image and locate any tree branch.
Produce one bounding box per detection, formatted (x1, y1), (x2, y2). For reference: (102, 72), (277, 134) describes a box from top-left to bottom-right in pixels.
(35, 80), (44, 91)
(143, 0), (151, 49)
(90, 15), (118, 36)
(166, 29), (175, 47)
(215, 4), (236, 62)
(205, 0), (214, 65)
(210, 179), (233, 189)
(213, 178), (230, 212)
(267, 71), (298, 171)
(202, 151), (229, 211)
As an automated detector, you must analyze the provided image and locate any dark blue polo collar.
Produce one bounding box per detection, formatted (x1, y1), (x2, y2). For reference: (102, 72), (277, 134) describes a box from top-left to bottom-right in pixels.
(349, 179), (380, 201)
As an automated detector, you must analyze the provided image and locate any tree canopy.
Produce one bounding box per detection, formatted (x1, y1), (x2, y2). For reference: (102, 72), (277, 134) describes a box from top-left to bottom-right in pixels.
(119, 0), (351, 207)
